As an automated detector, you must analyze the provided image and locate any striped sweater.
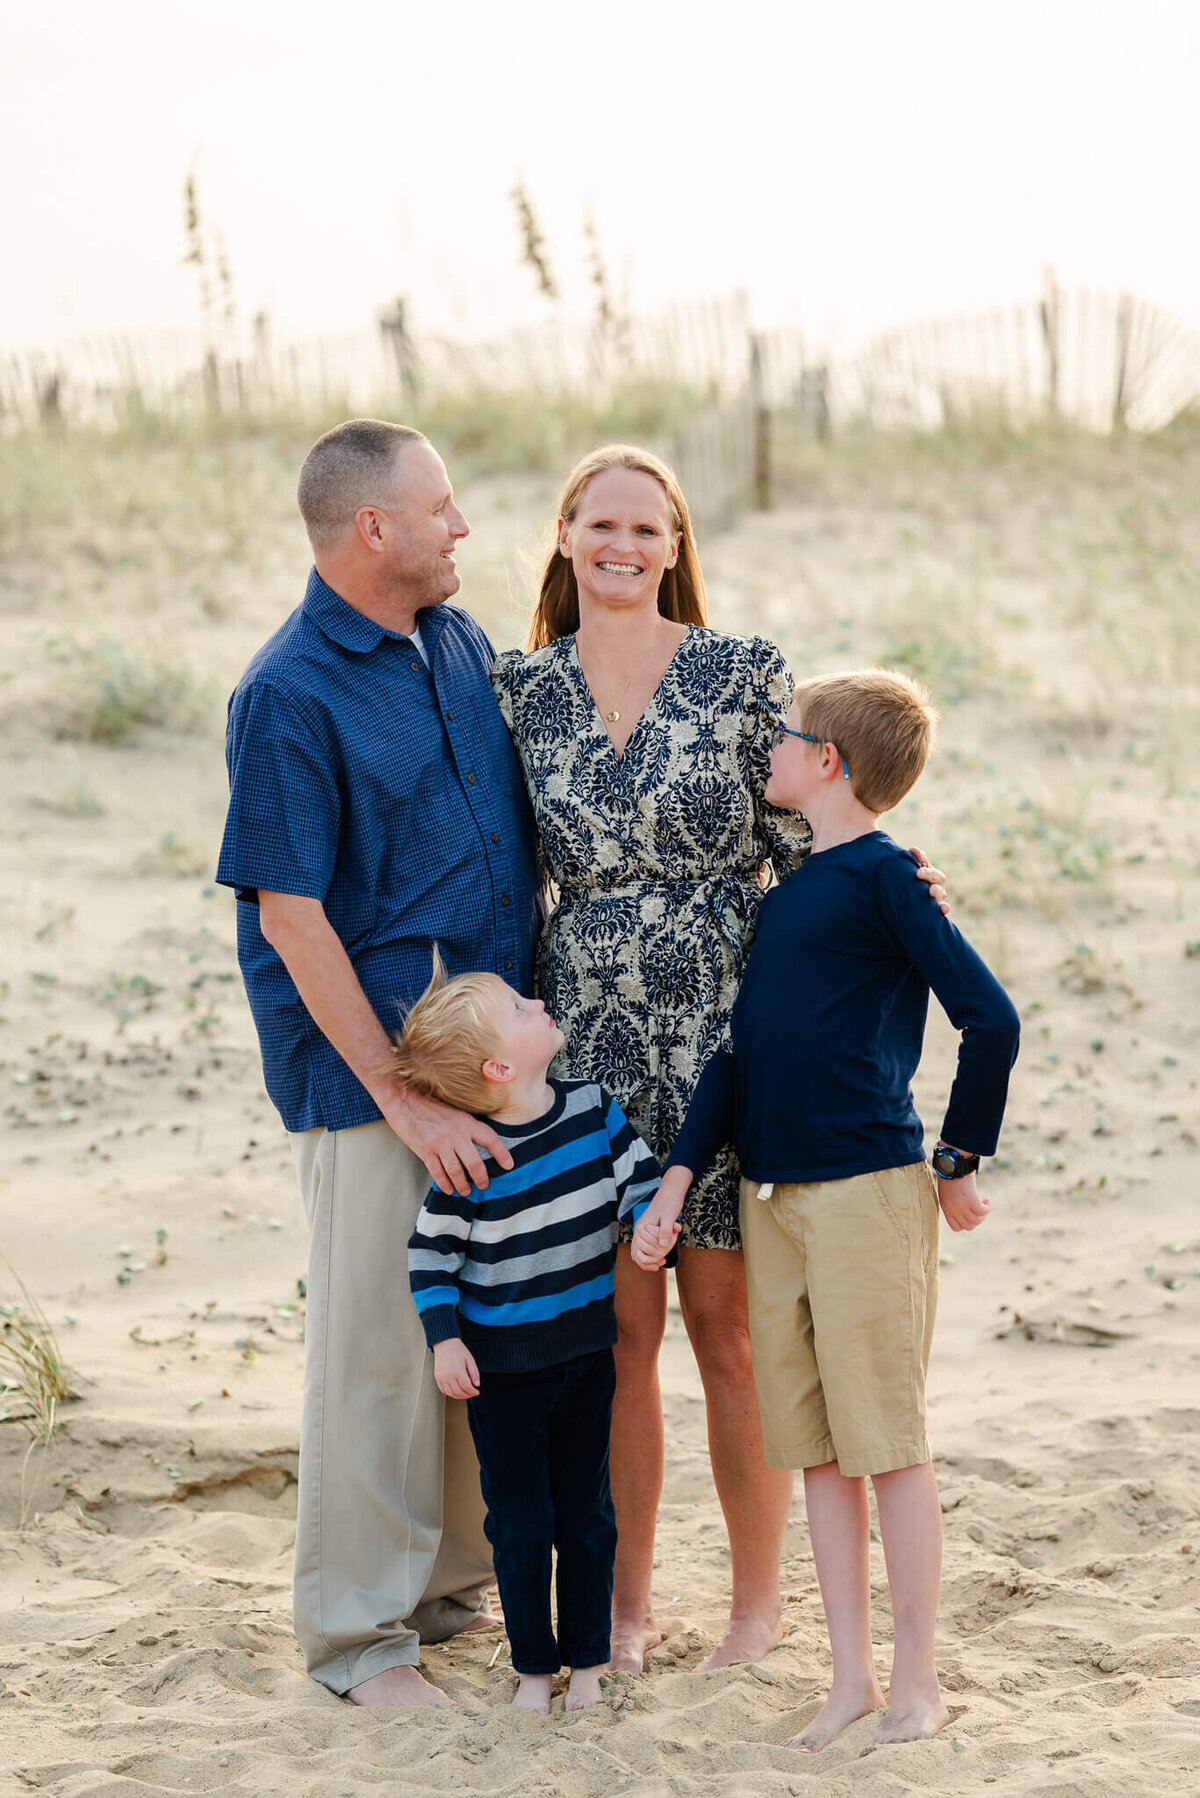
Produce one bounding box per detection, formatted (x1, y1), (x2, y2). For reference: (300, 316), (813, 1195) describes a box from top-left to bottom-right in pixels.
(407, 1079), (661, 1373)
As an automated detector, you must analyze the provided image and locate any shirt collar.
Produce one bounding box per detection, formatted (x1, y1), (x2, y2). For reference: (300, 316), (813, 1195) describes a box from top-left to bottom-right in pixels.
(302, 568), (451, 656)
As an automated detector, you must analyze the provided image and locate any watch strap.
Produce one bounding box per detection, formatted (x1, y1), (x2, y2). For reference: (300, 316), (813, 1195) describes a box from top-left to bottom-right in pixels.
(932, 1144), (980, 1179)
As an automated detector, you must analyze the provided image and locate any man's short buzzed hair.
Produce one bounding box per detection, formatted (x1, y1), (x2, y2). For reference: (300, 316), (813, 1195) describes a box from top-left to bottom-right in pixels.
(297, 418), (428, 549)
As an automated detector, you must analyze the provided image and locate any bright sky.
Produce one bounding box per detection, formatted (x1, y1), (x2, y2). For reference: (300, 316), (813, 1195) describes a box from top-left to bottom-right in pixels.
(5, 0), (1199, 354)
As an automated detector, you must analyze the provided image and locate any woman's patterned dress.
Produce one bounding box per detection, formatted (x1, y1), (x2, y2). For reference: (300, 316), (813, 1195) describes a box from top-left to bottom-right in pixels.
(492, 627), (811, 1250)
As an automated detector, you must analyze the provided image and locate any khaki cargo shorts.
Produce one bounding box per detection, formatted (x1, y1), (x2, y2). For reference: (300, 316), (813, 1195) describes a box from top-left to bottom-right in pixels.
(739, 1161), (940, 1478)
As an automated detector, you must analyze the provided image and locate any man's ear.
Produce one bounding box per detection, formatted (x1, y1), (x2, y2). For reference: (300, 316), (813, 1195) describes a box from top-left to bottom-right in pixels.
(481, 1057), (515, 1087)
(355, 505), (387, 553)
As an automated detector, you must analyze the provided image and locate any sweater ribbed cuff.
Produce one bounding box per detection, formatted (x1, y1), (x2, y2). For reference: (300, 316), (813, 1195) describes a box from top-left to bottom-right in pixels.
(419, 1304), (461, 1350)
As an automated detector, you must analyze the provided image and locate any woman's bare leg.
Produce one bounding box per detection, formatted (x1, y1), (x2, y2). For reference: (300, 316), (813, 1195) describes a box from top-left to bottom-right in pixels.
(608, 1245), (668, 1673)
(675, 1246), (794, 1671)
(787, 1461), (884, 1751)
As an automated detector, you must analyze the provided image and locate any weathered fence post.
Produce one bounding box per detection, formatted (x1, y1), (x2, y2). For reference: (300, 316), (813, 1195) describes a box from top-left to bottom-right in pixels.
(380, 296), (418, 409)
(1112, 292), (1133, 431)
(799, 364), (830, 440)
(1040, 265), (1060, 419)
(750, 332), (771, 509)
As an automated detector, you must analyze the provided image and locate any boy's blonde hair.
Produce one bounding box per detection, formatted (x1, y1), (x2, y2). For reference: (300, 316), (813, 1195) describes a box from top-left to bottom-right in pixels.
(793, 668), (939, 814)
(390, 949), (507, 1114)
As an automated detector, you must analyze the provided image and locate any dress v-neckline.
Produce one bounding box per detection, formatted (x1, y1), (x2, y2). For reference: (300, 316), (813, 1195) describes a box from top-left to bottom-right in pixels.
(568, 626), (693, 761)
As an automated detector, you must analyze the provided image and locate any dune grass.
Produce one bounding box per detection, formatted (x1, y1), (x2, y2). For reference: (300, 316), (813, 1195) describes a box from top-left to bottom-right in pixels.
(0, 1264), (72, 1447)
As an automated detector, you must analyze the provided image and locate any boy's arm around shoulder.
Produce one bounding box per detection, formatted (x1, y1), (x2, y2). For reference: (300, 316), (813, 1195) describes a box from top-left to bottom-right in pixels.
(873, 847), (1020, 1158)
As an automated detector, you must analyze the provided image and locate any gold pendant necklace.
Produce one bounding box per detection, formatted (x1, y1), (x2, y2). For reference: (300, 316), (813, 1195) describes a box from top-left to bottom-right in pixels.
(603, 670), (635, 724)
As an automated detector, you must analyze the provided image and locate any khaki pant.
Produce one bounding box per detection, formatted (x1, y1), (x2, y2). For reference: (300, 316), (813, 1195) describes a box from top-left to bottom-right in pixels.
(289, 1121), (493, 1693)
(740, 1162), (940, 1479)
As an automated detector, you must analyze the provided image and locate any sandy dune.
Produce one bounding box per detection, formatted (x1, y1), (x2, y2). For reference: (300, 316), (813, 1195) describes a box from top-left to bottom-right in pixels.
(1, 441), (1198, 1793)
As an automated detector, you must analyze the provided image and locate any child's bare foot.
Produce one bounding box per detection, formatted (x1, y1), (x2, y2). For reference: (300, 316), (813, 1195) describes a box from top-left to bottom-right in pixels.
(511, 1673), (553, 1714)
(455, 1609), (503, 1635)
(566, 1665), (605, 1710)
(870, 1696), (951, 1745)
(347, 1666), (452, 1707)
(785, 1677), (885, 1751)
(608, 1617), (662, 1674)
(697, 1609), (783, 1672)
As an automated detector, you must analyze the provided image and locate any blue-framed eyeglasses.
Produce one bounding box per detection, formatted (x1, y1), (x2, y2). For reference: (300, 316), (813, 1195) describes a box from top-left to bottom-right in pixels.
(770, 720), (850, 779)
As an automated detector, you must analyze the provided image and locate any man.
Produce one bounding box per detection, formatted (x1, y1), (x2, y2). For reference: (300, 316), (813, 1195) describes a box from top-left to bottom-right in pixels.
(216, 419), (542, 1706)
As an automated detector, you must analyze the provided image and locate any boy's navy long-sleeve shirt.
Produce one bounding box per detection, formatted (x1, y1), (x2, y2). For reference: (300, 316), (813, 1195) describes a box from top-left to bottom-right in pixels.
(667, 832), (1020, 1186)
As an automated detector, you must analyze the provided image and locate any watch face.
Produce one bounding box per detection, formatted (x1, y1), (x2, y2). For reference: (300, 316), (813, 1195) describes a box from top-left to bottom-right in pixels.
(932, 1149), (956, 1176)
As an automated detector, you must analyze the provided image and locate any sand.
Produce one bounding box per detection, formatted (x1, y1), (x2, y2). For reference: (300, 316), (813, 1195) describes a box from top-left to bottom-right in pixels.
(1, 438), (1198, 1794)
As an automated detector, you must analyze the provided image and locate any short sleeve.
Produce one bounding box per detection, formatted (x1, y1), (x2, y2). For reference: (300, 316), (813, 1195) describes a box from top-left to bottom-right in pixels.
(215, 682), (342, 903)
(742, 636), (812, 881)
(490, 649), (523, 736)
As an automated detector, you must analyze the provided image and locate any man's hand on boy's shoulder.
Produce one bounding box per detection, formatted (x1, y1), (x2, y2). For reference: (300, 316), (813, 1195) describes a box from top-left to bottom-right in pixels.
(382, 1078), (513, 1197)
(432, 1337), (480, 1399)
(908, 845), (950, 916)
(937, 1170), (990, 1232)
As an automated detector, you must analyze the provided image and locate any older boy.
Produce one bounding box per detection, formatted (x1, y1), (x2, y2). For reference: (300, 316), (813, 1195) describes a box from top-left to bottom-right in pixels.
(634, 669), (1019, 1751)
(402, 955), (660, 1713)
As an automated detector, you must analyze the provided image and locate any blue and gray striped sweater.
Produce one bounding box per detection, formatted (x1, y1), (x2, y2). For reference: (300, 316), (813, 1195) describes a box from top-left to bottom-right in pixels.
(407, 1079), (660, 1373)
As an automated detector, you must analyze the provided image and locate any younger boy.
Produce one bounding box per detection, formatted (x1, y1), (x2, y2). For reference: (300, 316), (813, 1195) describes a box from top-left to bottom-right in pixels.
(401, 954), (660, 1714)
(634, 669), (1019, 1752)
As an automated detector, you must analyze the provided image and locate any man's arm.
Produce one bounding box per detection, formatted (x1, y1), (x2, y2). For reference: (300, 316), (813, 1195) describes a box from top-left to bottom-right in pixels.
(257, 891), (512, 1194)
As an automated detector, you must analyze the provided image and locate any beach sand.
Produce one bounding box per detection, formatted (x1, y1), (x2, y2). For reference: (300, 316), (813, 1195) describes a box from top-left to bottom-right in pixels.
(1, 439), (1198, 1794)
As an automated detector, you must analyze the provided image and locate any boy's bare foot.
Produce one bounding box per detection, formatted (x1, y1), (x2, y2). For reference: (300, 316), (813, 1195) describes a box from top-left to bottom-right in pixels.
(697, 1610), (783, 1672)
(608, 1617), (662, 1674)
(511, 1673), (553, 1713)
(566, 1665), (605, 1710)
(347, 1666), (452, 1708)
(455, 1609), (503, 1634)
(785, 1677), (885, 1751)
(870, 1697), (951, 1745)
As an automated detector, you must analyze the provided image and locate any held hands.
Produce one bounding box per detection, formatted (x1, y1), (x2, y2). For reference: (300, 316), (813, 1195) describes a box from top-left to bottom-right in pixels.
(937, 1171), (990, 1232)
(909, 845), (950, 916)
(631, 1167), (693, 1271)
(433, 1337), (480, 1399)
(380, 1078), (514, 1196)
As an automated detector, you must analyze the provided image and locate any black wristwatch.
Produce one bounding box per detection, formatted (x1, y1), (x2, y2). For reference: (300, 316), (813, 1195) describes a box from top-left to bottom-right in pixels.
(931, 1143), (980, 1179)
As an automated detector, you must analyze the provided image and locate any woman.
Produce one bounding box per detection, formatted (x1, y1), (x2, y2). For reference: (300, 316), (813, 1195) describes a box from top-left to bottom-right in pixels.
(492, 445), (944, 1674)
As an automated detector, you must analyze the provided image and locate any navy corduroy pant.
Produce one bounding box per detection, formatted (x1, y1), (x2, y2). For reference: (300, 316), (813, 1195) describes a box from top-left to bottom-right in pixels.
(466, 1347), (617, 1674)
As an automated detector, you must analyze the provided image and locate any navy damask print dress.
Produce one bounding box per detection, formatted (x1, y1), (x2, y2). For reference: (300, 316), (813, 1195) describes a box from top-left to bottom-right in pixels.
(492, 627), (811, 1250)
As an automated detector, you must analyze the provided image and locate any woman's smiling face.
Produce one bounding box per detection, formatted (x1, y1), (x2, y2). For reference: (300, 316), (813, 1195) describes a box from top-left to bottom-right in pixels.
(559, 466), (681, 611)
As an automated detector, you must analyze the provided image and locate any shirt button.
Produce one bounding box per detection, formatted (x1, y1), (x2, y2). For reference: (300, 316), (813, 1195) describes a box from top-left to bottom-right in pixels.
(410, 661), (421, 673)
(501, 893), (510, 906)
(491, 832), (500, 844)
(466, 773), (476, 785)
(446, 710), (455, 722)
(504, 958), (514, 971)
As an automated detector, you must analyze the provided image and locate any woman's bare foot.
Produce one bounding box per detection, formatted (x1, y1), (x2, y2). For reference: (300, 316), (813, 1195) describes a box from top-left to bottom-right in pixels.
(347, 1665), (452, 1708)
(785, 1677), (885, 1751)
(608, 1617), (662, 1674)
(697, 1610), (783, 1673)
(870, 1696), (951, 1745)
(511, 1673), (553, 1714)
(566, 1665), (605, 1710)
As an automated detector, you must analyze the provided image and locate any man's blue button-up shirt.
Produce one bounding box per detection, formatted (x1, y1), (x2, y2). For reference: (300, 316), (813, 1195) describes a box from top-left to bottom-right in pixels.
(216, 569), (543, 1133)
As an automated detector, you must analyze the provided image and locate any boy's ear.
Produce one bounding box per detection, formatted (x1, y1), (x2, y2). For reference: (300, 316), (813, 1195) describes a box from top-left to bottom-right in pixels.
(481, 1057), (515, 1087)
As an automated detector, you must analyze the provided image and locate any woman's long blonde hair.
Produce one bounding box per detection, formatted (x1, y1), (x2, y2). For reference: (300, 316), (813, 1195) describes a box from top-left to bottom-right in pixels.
(526, 444), (709, 650)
